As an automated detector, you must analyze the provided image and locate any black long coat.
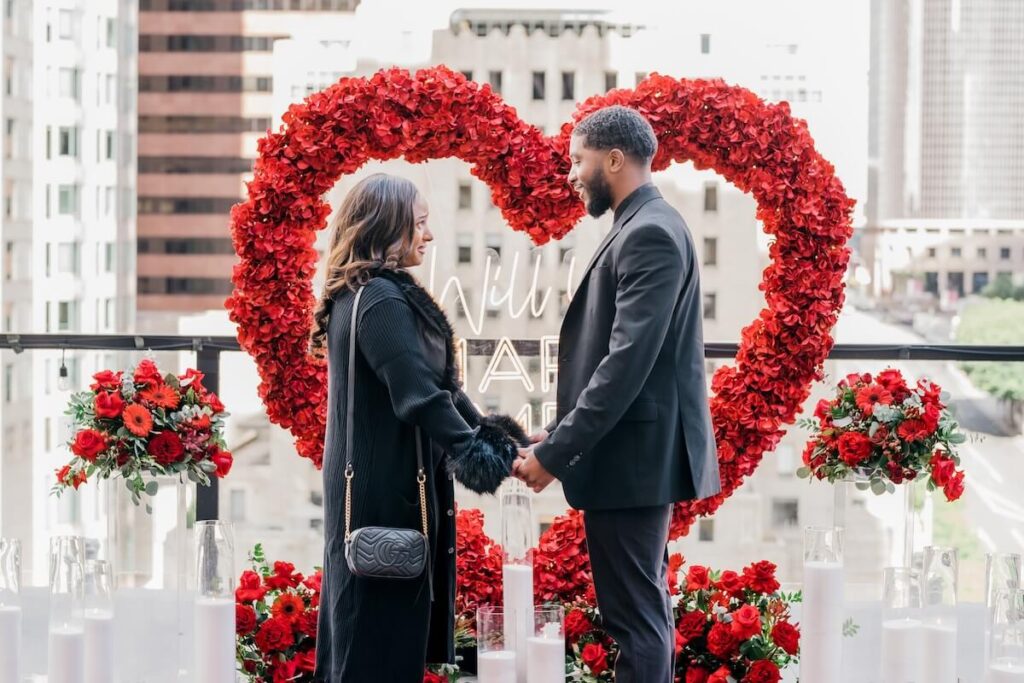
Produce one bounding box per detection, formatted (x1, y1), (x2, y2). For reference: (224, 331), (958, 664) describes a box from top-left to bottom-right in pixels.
(314, 269), (520, 682)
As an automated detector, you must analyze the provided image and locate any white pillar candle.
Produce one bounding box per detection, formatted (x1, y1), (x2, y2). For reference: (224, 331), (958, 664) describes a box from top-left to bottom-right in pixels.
(800, 560), (844, 683)
(0, 605), (21, 682)
(526, 637), (564, 682)
(919, 621), (957, 683)
(880, 618), (923, 683)
(84, 609), (116, 683)
(991, 660), (1024, 683)
(193, 597), (236, 683)
(503, 564), (533, 682)
(48, 626), (86, 683)
(479, 650), (518, 683)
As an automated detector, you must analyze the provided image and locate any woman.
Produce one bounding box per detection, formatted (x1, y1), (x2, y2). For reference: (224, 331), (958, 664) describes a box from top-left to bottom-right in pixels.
(311, 173), (525, 682)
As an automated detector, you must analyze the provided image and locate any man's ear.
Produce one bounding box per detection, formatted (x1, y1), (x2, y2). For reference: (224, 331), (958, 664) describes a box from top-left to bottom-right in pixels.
(606, 148), (626, 174)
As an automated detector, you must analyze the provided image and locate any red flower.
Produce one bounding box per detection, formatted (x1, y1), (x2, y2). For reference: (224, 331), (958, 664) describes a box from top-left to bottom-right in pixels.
(771, 621), (800, 655)
(855, 384), (893, 415)
(943, 470), (965, 501)
(837, 431), (874, 467)
(686, 668), (711, 683)
(715, 570), (746, 597)
(730, 604), (762, 640)
(581, 642), (608, 674)
(667, 552), (685, 595)
(149, 431), (185, 466)
(265, 561), (304, 591)
(813, 398), (832, 422)
(423, 672), (446, 683)
(565, 609), (593, 643)
(139, 384), (180, 410)
(295, 649), (316, 673)
(205, 392), (226, 414)
(929, 453), (957, 487)
(236, 604), (257, 634)
(122, 404), (153, 437)
(297, 609), (319, 639)
(742, 561), (780, 594)
(71, 429), (108, 461)
(179, 368), (206, 393)
(56, 465), (87, 490)
(255, 616), (294, 653)
(743, 660), (781, 683)
(210, 447), (233, 478)
(897, 418), (934, 443)
(686, 565), (711, 591)
(94, 391), (125, 419)
(271, 593), (305, 622)
(133, 359), (164, 389)
(236, 570), (268, 603)
(302, 570), (322, 594)
(677, 610), (708, 645)
(706, 622), (738, 658)
(90, 370), (123, 391)
(876, 368), (910, 401)
(708, 665), (733, 683)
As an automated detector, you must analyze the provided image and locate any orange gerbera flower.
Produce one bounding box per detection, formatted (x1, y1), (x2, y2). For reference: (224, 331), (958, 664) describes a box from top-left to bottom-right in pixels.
(140, 384), (180, 410)
(271, 593), (305, 622)
(122, 403), (153, 437)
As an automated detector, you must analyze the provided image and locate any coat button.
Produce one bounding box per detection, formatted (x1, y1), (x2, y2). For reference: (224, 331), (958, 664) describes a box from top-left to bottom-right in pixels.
(448, 547), (455, 555)
(447, 509), (454, 517)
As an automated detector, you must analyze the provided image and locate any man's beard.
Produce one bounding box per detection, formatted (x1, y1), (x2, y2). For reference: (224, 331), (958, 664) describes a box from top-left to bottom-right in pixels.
(584, 169), (613, 218)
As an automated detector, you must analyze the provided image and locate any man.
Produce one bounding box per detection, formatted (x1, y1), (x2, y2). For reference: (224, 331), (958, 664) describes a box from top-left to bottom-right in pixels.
(514, 105), (721, 682)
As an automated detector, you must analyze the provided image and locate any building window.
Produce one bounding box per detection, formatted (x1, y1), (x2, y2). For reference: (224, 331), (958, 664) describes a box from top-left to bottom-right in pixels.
(104, 298), (115, 329)
(485, 234), (502, 261)
(635, 71), (647, 86)
(947, 271), (964, 297)
(771, 498), (799, 528)
(561, 71), (575, 101)
(58, 68), (81, 100)
(460, 69), (472, 82)
(700, 33), (711, 54)
(924, 271), (939, 295)
(139, 115), (272, 133)
(703, 183), (718, 212)
(531, 71), (545, 100)
(703, 237), (717, 266)
(703, 293), (717, 320)
(58, 127), (80, 157)
(57, 300), (77, 331)
(927, 247), (937, 258)
(138, 196), (238, 214)
(57, 242), (80, 275)
(488, 70), (502, 94)
(104, 243), (116, 271)
(457, 182), (472, 210)
(105, 131), (115, 160)
(138, 75), (273, 93)
(106, 18), (117, 47)
(604, 71), (617, 92)
(977, 247), (987, 259)
(1000, 247), (1012, 260)
(137, 277), (234, 295)
(457, 234), (472, 264)
(950, 247), (962, 258)
(138, 238), (235, 255)
(972, 272), (989, 293)
(58, 185), (80, 217)
(698, 518), (714, 542)
(3, 363), (11, 402)
(58, 9), (76, 40)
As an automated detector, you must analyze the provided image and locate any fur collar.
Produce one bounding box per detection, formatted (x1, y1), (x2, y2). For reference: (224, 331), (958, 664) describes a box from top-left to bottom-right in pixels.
(373, 268), (462, 392)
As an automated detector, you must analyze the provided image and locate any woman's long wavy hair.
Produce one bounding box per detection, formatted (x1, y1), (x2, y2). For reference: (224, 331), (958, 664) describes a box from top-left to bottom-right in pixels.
(310, 173), (419, 356)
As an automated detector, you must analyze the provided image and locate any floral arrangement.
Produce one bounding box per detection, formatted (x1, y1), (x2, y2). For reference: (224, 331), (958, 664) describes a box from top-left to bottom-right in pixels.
(563, 557), (800, 683)
(235, 545), (321, 682)
(55, 359), (232, 504)
(798, 369), (968, 501)
(454, 508), (504, 629)
(227, 64), (854, 541)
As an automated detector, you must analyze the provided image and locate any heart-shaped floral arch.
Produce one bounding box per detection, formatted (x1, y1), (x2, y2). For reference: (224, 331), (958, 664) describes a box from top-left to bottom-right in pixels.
(227, 65), (853, 541)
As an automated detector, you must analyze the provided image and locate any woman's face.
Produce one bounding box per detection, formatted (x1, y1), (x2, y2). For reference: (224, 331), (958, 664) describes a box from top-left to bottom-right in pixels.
(401, 194), (433, 267)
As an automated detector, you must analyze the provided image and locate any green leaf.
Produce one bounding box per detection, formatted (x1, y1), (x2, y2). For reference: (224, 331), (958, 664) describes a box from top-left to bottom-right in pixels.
(843, 617), (860, 637)
(795, 466), (812, 479)
(870, 479), (887, 495)
(855, 480), (871, 491)
(144, 480), (159, 496)
(947, 433), (966, 444)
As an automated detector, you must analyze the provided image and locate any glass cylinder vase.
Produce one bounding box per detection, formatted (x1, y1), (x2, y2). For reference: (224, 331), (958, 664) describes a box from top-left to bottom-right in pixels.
(880, 567), (923, 683)
(49, 536), (86, 683)
(920, 546), (958, 683)
(528, 605), (564, 683)
(801, 526), (844, 683)
(0, 537), (22, 682)
(84, 560), (116, 683)
(193, 521), (235, 683)
(990, 589), (1024, 682)
(477, 606), (517, 683)
(500, 480), (533, 682)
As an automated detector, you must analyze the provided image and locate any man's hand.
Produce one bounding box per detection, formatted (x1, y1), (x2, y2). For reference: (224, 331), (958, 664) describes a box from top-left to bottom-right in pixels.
(528, 429), (549, 445)
(513, 445), (555, 493)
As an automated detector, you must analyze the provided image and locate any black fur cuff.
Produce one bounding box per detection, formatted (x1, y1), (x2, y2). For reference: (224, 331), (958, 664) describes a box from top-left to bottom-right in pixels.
(479, 414), (529, 447)
(447, 420), (521, 494)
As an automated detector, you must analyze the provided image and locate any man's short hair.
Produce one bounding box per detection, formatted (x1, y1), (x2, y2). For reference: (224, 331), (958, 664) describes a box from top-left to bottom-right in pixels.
(573, 105), (658, 163)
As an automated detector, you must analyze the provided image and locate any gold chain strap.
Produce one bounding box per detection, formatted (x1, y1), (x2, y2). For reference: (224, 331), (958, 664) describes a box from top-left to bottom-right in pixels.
(417, 469), (428, 537)
(344, 465), (354, 542)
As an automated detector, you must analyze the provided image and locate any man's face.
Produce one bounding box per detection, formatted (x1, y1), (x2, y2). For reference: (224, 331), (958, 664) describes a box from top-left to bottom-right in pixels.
(568, 134), (614, 218)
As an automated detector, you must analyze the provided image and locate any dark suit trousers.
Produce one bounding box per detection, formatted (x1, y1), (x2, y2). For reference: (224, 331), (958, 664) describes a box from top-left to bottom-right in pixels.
(583, 504), (674, 683)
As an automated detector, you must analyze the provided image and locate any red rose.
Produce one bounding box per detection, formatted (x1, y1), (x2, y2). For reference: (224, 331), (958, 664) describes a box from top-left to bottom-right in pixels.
(265, 561), (303, 591)
(56, 465), (87, 490)
(236, 604), (257, 635)
(876, 368), (910, 401)
(929, 453), (956, 487)
(148, 431), (185, 466)
(708, 665), (733, 683)
(743, 659), (781, 683)
(677, 609), (708, 645)
(205, 391), (226, 414)
(565, 609), (593, 643)
(706, 622), (738, 658)
(581, 642), (608, 674)
(730, 604), (762, 640)
(295, 649), (316, 673)
(423, 672), (446, 683)
(686, 565), (711, 591)
(254, 616), (294, 653)
(297, 609), (319, 639)
(943, 470), (965, 501)
(870, 425), (890, 445)
(133, 359), (164, 389)
(71, 429), (108, 461)
(302, 570), (322, 595)
(210, 447), (233, 478)
(771, 621), (800, 655)
(743, 561), (780, 594)
(94, 391), (125, 419)
(837, 431), (874, 467)
(813, 398), (832, 422)
(236, 570), (268, 603)
(90, 370), (123, 391)
(686, 667), (711, 683)
(716, 570), (746, 597)
(179, 368), (206, 394)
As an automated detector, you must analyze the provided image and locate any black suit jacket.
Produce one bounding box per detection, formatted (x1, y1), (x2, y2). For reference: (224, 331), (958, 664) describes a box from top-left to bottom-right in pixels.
(535, 184), (721, 511)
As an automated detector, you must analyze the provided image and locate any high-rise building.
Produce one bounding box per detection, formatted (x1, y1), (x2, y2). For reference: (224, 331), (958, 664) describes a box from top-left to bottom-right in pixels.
(135, 0), (360, 325)
(0, 0), (138, 580)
